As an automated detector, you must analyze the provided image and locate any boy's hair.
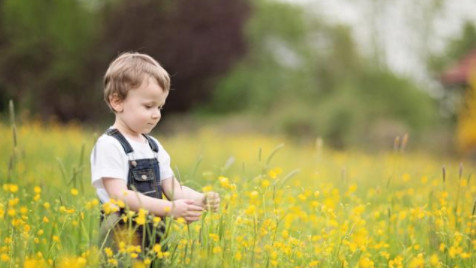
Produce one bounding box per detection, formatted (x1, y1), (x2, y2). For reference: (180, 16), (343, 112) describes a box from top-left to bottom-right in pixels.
(104, 52), (170, 111)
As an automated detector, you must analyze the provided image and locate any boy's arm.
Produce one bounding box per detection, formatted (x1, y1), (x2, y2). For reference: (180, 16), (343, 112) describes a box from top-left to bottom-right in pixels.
(161, 176), (203, 200)
(103, 177), (204, 222)
(161, 177), (221, 211)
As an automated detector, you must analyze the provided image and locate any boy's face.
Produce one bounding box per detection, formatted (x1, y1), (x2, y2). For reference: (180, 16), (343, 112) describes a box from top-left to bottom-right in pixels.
(111, 76), (168, 136)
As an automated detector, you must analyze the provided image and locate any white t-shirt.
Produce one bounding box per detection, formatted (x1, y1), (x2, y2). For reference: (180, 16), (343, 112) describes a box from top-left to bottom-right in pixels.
(90, 132), (174, 203)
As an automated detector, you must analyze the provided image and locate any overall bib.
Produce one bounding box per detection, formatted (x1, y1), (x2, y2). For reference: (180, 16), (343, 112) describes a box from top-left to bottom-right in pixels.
(99, 129), (166, 255)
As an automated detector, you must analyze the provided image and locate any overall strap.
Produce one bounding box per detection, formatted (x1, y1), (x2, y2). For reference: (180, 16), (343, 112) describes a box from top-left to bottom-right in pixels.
(142, 134), (159, 153)
(105, 129), (133, 154)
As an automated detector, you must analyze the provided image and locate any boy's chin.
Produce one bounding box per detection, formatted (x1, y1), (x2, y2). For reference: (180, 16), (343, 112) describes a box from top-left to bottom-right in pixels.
(142, 127), (155, 134)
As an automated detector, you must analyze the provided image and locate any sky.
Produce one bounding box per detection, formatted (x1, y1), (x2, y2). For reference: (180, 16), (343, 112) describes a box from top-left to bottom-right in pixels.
(278, 0), (476, 84)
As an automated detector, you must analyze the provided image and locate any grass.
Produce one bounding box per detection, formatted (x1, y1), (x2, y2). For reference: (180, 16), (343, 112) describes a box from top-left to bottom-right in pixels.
(0, 114), (475, 267)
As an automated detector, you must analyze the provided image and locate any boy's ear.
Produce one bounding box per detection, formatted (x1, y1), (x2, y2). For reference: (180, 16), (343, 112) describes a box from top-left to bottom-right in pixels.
(109, 94), (123, 113)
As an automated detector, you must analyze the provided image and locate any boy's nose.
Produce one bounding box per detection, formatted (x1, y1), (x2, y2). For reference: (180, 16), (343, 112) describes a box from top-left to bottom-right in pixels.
(152, 110), (161, 119)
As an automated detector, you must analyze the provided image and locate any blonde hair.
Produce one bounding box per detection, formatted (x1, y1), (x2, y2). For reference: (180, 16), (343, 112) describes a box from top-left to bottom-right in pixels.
(103, 52), (170, 111)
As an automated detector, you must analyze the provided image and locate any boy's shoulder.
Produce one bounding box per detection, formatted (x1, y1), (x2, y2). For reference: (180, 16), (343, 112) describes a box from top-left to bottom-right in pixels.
(97, 132), (122, 144)
(94, 133), (125, 152)
(97, 131), (165, 151)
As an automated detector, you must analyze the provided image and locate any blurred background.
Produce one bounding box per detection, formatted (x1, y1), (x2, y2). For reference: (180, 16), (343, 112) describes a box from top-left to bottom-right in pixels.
(1, 0), (476, 155)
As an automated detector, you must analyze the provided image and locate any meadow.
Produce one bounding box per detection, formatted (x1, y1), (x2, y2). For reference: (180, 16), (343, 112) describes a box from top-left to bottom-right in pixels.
(0, 120), (475, 268)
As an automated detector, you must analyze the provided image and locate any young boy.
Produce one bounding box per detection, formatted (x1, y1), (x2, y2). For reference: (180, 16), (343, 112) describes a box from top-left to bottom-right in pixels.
(90, 52), (220, 256)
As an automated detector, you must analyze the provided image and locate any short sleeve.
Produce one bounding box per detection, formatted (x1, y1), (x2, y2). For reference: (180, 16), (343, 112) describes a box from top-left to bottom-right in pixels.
(90, 135), (129, 188)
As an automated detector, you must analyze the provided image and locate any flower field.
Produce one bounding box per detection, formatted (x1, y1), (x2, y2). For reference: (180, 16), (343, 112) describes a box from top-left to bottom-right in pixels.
(0, 121), (475, 267)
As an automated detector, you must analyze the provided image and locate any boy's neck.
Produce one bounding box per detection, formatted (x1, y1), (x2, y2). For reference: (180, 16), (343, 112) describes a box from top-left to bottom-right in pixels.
(112, 123), (146, 143)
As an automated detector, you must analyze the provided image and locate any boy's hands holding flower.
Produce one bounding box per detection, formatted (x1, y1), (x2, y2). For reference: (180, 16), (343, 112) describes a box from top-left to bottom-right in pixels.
(170, 199), (204, 223)
(201, 192), (220, 212)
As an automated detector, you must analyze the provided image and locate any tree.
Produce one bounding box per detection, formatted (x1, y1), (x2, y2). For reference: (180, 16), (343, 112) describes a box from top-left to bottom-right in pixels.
(0, 0), (250, 121)
(207, 0), (436, 149)
(0, 0), (99, 121)
(97, 0), (250, 112)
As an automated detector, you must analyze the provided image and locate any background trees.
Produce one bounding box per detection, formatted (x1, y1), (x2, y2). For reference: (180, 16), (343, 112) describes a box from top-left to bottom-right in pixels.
(1, 0), (473, 151)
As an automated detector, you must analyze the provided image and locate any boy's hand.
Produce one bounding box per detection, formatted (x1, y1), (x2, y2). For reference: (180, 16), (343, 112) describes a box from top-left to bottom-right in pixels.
(202, 192), (220, 212)
(170, 199), (204, 223)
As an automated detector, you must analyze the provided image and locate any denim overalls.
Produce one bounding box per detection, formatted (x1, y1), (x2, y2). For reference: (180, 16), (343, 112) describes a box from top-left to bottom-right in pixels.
(99, 128), (166, 254)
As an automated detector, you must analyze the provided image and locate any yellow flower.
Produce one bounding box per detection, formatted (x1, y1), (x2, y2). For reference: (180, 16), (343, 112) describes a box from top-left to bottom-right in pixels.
(234, 252), (242, 261)
(71, 188), (79, 196)
(135, 216), (146, 225)
(439, 243), (445, 252)
(429, 254), (439, 266)
(102, 202), (119, 215)
(359, 256), (374, 268)
(34, 186), (42, 194)
(9, 184), (18, 193)
(104, 247), (113, 258)
(153, 217), (161, 226)
(153, 244), (162, 254)
(212, 246), (222, 254)
(219, 176), (231, 188)
(408, 253), (424, 268)
(108, 258), (118, 266)
(261, 179), (270, 188)
(20, 206), (28, 214)
(420, 176), (428, 184)
(7, 208), (15, 217)
(268, 167), (282, 179)
(1, 254), (10, 262)
(53, 235), (60, 242)
(23, 257), (47, 268)
(8, 198), (19, 207)
(282, 230), (289, 239)
(202, 185), (213, 192)
(209, 233), (219, 242)
(244, 205), (256, 215)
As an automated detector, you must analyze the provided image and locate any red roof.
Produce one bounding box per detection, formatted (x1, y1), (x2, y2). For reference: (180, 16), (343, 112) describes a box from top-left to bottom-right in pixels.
(441, 49), (476, 86)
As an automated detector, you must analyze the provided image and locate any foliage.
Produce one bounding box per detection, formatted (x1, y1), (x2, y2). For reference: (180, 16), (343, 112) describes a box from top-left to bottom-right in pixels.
(208, 0), (436, 148)
(0, 0), (250, 121)
(0, 122), (475, 267)
(0, 0), (99, 121)
(0, 0), (441, 149)
(97, 0), (250, 112)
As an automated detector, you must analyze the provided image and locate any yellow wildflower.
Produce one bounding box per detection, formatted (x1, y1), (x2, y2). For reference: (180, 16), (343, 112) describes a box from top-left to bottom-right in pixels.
(70, 188), (79, 196)
(429, 254), (439, 266)
(1, 254), (9, 262)
(268, 167), (282, 179)
(34, 186), (42, 194)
